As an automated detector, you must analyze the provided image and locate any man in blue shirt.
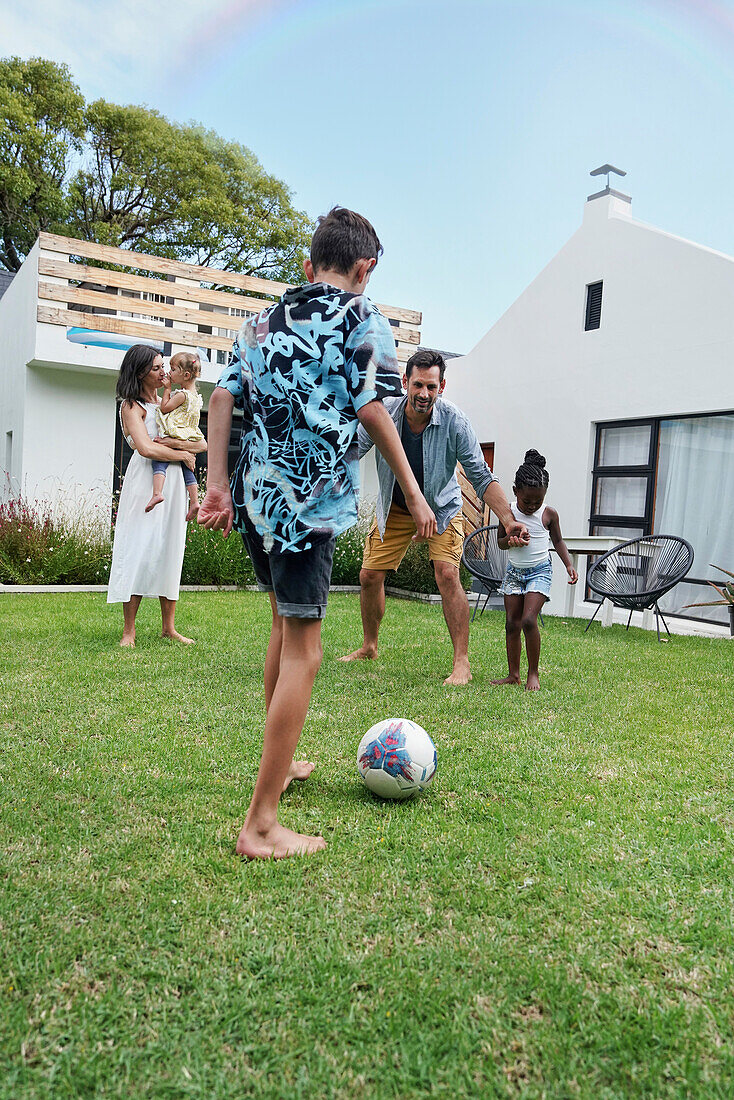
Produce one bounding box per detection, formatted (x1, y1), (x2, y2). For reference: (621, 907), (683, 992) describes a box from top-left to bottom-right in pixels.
(198, 207), (435, 859)
(340, 349), (528, 685)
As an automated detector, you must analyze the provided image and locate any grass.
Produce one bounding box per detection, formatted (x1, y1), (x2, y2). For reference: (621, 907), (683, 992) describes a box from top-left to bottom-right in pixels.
(1, 592), (733, 1099)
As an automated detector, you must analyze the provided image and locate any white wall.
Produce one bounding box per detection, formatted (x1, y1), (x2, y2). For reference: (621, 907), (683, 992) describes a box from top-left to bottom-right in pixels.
(0, 241), (41, 502)
(446, 193), (734, 613)
(22, 365), (118, 522)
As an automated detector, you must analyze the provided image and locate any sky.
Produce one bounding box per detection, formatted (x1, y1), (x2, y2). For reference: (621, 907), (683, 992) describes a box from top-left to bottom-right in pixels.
(5, 0), (734, 353)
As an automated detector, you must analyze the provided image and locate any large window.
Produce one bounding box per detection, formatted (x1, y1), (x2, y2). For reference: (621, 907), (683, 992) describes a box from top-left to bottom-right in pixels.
(590, 413), (734, 625)
(589, 420), (657, 545)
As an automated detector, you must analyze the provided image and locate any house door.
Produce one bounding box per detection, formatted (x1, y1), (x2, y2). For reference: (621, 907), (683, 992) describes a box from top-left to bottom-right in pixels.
(458, 441), (495, 532)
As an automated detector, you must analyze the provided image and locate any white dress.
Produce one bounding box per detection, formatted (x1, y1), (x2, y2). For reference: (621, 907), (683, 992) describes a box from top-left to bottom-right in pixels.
(107, 402), (188, 603)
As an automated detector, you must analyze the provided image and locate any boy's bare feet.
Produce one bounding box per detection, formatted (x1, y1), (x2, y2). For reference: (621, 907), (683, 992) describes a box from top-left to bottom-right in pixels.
(282, 760), (315, 792)
(236, 821), (327, 860)
(145, 494), (164, 513)
(120, 632), (135, 648)
(525, 673), (541, 691)
(162, 630), (195, 644)
(186, 503), (199, 522)
(338, 645), (377, 662)
(491, 675), (522, 686)
(443, 660), (472, 686)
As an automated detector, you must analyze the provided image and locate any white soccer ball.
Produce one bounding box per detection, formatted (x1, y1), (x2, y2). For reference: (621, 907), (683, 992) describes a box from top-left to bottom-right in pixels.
(356, 718), (437, 800)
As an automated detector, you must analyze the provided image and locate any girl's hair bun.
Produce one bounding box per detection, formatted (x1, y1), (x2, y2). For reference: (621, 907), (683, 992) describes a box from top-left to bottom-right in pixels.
(524, 448), (546, 468)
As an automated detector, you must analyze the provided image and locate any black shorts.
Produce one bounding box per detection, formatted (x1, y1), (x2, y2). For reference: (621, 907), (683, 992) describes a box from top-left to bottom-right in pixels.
(241, 511), (336, 619)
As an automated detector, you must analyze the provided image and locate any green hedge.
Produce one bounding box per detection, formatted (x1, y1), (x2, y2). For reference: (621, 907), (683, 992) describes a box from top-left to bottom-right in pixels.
(0, 495), (470, 593)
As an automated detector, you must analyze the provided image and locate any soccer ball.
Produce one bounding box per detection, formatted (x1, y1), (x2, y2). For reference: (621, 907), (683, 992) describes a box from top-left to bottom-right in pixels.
(357, 718), (437, 800)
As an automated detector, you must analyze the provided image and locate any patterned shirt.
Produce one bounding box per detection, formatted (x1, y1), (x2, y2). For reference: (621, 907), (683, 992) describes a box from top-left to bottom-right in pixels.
(217, 282), (403, 552)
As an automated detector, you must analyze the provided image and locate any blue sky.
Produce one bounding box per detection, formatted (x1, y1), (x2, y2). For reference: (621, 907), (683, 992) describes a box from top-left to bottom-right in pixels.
(5, 0), (734, 352)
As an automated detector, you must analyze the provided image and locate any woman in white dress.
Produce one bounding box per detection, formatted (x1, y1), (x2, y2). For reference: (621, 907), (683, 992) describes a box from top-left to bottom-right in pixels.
(107, 345), (207, 647)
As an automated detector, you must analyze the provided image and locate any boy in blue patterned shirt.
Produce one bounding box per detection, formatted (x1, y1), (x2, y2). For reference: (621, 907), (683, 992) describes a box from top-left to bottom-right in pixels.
(199, 207), (436, 859)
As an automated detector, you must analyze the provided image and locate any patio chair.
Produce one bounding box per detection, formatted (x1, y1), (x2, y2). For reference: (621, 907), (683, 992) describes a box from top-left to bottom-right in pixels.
(462, 524), (508, 621)
(584, 535), (694, 640)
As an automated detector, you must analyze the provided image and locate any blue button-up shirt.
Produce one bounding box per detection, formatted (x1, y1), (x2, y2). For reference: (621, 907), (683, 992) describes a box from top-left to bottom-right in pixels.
(358, 395), (497, 537)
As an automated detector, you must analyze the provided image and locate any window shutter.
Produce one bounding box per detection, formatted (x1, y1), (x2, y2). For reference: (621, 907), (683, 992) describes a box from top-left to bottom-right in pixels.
(585, 281), (603, 330)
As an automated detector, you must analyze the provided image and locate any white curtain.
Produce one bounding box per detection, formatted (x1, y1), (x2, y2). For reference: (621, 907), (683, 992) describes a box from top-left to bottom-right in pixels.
(654, 415), (734, 624)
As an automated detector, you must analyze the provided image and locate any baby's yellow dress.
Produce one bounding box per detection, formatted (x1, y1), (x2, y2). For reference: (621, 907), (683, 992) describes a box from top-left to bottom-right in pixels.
(156, 389), (204, 442)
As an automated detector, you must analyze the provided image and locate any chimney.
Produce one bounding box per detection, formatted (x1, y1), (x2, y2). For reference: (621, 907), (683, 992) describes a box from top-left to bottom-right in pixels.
(587, 164), (631, 204)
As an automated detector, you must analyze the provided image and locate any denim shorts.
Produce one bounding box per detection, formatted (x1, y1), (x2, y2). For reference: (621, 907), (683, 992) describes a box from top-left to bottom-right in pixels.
(240, 511), (335, 619)
(499, 556), (552, 599)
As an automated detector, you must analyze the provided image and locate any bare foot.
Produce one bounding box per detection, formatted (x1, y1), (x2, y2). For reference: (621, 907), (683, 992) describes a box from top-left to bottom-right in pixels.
(338, 645), (377, 662)
(145, 494), (164, 513)
(235, 821), (327, 860)
(282, 760), (315, 792)
(525, 673), (541, 691)
(162, 630), (195, 645)
(120, 633), (135, 648)
(491, 675), (522, 686)
(186, 503), (199, 522)
(443, 661), (472, 686)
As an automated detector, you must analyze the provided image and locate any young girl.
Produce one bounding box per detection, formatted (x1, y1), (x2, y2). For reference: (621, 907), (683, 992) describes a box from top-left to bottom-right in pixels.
(491, 449), (578, 691)
(145, 352), (205, 521)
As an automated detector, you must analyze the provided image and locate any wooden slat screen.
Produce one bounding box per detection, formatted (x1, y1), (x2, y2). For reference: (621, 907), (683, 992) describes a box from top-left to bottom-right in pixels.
(457, 463), (490, 533)
(37, 232), (422, 325)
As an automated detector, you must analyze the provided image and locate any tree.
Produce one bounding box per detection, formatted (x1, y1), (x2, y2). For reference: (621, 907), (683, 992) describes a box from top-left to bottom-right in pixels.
(65, 103), (310, 282)
(0, 58), (311, 281)
(0, 57), (85, 271)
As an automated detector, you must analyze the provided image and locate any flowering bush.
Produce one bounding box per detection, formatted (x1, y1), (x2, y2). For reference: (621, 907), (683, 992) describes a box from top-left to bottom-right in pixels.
(0, 496), (113, 584)
(0, 492), (470, 593)
(181, 520), (255, 585)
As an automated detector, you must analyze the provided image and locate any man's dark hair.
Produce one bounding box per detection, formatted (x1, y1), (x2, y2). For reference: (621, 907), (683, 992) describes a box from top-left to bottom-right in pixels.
(116, 344), (161, 405)
(405, 348), (446, 382)
(310, 206), (383, 275)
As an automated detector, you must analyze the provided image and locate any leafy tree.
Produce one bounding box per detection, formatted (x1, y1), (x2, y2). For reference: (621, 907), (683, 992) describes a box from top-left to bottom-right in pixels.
(0, 57), (85, 271)
(0, 59), (311, 281)
(66, 103), (310, 282)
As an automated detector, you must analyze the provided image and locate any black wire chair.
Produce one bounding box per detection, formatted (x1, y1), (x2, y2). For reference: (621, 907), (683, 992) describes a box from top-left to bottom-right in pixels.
(462, 524), (508, 621)
(585, 535), (694, 641)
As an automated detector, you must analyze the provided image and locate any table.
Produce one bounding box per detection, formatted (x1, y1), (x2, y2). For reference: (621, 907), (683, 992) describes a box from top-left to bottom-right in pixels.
(551, 536), (622, 625)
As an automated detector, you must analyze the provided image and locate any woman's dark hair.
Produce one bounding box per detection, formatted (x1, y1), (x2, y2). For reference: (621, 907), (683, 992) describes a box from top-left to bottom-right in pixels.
(310, 206), (383, 275)
(515, 449), (549, 489)
(116, 344), (161, 405)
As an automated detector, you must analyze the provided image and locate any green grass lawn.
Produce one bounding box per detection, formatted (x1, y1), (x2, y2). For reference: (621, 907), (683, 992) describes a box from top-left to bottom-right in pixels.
(1, 592), (733, 1099)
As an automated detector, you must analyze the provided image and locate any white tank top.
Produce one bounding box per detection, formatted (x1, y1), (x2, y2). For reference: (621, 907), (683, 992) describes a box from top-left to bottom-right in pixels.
(507, 501), (550, 568)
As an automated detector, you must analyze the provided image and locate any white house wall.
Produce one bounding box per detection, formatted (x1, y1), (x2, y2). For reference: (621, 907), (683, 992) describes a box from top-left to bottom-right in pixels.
(22, 365), (117, 522)
(447, 193), (734, 614)
(0, 241), (40, 502)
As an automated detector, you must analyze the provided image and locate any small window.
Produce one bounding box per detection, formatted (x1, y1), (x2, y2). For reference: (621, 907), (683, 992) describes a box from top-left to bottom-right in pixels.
(585, 281), (603, 330)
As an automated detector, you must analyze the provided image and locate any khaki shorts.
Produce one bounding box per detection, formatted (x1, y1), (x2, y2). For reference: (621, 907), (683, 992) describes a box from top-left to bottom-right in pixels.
(362, 505), (465, 571)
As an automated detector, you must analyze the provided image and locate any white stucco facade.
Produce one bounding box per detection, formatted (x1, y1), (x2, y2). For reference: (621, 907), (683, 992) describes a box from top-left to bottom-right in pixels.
(445, 191), (734, 626)
(0, 241), (220, 523)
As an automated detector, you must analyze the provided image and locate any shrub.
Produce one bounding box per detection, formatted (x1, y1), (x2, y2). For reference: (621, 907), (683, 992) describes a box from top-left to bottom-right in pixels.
(0, 496), (112, 584)
(180, 521), (255, 586)
(331, 511), (371, 585)
(0, 491), (471, 594)
(332, 504), (472, 595)
(0, 492), (255, 587)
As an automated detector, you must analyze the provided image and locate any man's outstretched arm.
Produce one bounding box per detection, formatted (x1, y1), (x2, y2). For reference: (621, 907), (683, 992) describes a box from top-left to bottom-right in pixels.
(198, 387), (235, 537)
(357, 399), (436, 538)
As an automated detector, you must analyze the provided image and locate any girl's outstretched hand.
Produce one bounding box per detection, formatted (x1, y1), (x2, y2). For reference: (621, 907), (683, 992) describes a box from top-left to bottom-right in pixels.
(567, 566), (579, 584)
(505, 519), (530, 547)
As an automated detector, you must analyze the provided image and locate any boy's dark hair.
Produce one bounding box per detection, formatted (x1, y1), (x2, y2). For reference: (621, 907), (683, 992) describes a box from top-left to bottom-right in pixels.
(405, 348), (446, 381)
(310, 206), (383, 275)
(515, 449), (549, 489)
(116, 344), (161, 405)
